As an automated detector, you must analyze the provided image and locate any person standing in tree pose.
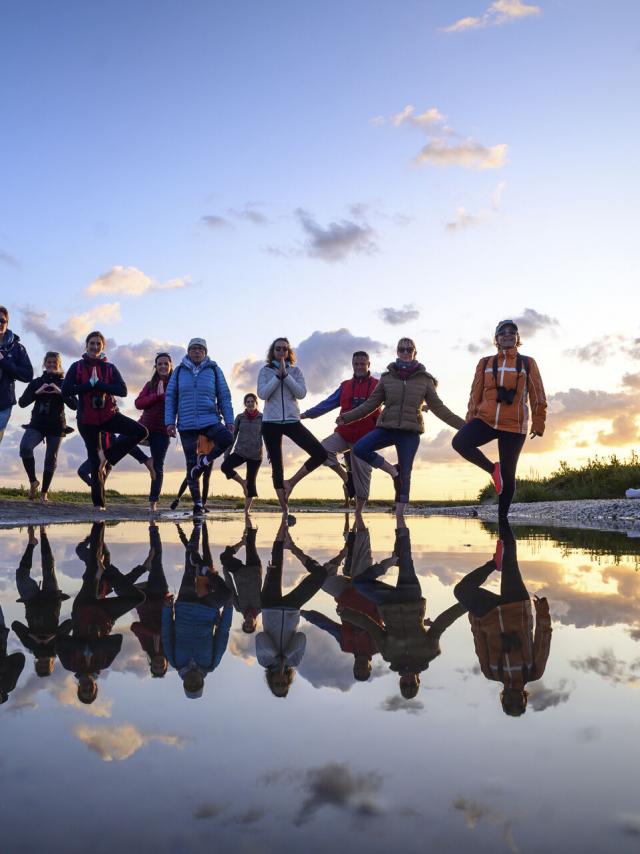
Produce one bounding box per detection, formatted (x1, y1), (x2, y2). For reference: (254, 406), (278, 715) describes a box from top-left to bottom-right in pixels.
(287, 351), (380, 524)
(0, 305), (33, 448)
(452, 319), (547, 519)
(220, 392), (263, 518)
(164, 338), (234, 518)
(339, 337), (464, 524)
(62, 331), (148, 509)
(257, 337), (327, 521)
(18, 351), (77, 502)
(134, 352), (174, 512)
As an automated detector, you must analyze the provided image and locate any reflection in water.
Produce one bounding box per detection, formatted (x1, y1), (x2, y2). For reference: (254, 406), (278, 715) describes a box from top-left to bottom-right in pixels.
(454, 521), (552, 716)
(341, 525), (466, 698)
(1, 603), (25, 703)
(57, 523), (144, 704)
(13, 525), (70, 678)
(127, 522), (169, 678)
(165, 522), (233, 698)
(256, 518), (345, 697)
(3, 515), (640, 850)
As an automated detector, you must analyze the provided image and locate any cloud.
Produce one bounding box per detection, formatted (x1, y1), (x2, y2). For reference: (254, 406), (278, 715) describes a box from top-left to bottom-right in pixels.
(415, 139), (508, 170)
(201, 214), (232, 229)
(294, 762), (384, 826)
(616, 813), (640, 837)
(194, 803), (226, 820)
(227, 206), (269, 225)
(510, 307), (559, 338)
(392, 105), (446, 128)
(85, 266), (189, 297)
(441, 0), (541, 33)
(22, 304), (122, 357)
(21, 306), (185, 388)
(446, 207), (483, 231)
(6, 670), (113, 717)
(73, 723), (184, 762)
(527, 679), (574, 711)
(230, 356), (263, 393)
(379, 695), (425, 714)
(0, 250), (20, 268)
(622, 372), (640, 390)
(597, 414), (640, 446)
(446, 181), (507, 232)
(296, 329), (387, 393)
(379, 304), (420, 326)
(295, 208), (377, 263)
(453, 797), (519, 853)
(570, 649), (640, 685)
(231, 328), (387, 396)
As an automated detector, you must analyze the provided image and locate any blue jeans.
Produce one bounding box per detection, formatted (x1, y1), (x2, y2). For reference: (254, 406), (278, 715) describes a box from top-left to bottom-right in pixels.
(148, 432), (170, 502)
(353, 428), (420, 503)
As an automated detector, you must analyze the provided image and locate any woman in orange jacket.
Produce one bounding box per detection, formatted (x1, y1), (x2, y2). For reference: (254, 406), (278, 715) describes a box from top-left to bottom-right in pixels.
(452, 319), (547, 519)
(453, 522), (552, 716)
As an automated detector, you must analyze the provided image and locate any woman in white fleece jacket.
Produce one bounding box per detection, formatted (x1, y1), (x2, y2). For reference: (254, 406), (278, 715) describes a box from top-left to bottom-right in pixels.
(257, 337), (327, 519)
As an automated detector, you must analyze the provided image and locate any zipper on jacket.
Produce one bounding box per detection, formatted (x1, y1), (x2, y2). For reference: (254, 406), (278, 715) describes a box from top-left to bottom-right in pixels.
(494, 352), (506, 429)
(398, 380), (407, 427)
(281, 378), (285, 420)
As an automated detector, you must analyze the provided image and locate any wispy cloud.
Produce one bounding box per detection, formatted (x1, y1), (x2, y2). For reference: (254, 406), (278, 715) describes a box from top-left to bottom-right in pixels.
(74, 722), (184, 762)
(294, 762), (384, 826)
(453, 796), (520, 853)
(379, 695), (425, 714)
(527, 679), (574, 711)
(85, 266), (189, 298)
(379, 304), (420, 325)
(415, 139), (508, 169)
(376, 104), (507, 170)
(510, 307), (559, 337)
(441, 0), (541, 33)
(570, 648), (640, 685)
(447, 181), (508, 231)
(201, 214), (232, 229)
(0, 250), (20, 268)
(295, 208), (377, 262)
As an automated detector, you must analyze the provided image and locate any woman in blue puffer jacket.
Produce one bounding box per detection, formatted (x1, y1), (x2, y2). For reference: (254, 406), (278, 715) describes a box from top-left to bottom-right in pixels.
(164, 337), (235, 516)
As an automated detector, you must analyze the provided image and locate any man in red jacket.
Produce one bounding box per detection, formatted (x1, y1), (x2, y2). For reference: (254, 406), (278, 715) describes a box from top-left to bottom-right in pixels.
(287, 352), (380, 520)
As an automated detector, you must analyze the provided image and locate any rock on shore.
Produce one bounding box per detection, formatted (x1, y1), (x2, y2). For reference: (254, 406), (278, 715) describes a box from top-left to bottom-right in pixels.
(420, 499), (640, 534)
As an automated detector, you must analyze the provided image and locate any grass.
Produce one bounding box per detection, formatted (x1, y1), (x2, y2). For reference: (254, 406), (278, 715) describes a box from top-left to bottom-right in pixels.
(477, 452), (640, 504)
(0, 486), (470, 510)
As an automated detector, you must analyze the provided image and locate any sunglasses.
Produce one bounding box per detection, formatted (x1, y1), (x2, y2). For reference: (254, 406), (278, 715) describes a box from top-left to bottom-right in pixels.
(397, 347), (414, 354)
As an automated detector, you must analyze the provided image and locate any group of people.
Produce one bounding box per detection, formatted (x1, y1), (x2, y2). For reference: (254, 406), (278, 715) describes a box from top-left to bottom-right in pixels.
(0, 303), (547, 518)
(0, 518), (552, 716)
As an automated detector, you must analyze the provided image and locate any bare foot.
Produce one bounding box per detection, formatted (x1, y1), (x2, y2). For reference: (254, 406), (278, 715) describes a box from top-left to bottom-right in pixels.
(97, 449), (108, 477)
(144, 458), (157, 481)
(149, 501), (158, 513)
(28, 480), (40, 500)
(40, 493), (49, 504)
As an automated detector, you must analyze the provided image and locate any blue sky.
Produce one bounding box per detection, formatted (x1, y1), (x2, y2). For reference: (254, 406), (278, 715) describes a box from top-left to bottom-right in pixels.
(2, 0), (640, 497)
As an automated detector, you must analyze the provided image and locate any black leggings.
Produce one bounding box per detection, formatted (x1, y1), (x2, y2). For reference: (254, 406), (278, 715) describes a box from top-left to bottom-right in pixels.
(261, 541), (327, 609)
(19, 429), (63, 492)
(79, 414), (148, 507)
(220, 452), (261, 497)
(452, 418), (526, 517)
(261, 421), (327, 490)
(453, 527), (528, 617)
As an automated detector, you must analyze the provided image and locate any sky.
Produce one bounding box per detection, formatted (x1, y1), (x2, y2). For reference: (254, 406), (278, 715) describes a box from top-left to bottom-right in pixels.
(2, 0), (640, 499)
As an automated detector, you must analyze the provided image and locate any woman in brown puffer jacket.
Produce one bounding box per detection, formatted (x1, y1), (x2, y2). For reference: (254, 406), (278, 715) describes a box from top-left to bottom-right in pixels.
(338, 338), (464, 521)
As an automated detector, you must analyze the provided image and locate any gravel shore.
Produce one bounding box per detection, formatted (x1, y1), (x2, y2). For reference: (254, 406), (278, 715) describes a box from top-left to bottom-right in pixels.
(420, 499), (640, 534)
(2, 496), (640, 534)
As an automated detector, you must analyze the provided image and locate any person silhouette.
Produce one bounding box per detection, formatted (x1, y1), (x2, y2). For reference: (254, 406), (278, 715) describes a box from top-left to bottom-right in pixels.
(12, 525), (71, 677)
(340, 524), (466, 698)
(57, 522), (145, 704)
(453, 521), (552, 716)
